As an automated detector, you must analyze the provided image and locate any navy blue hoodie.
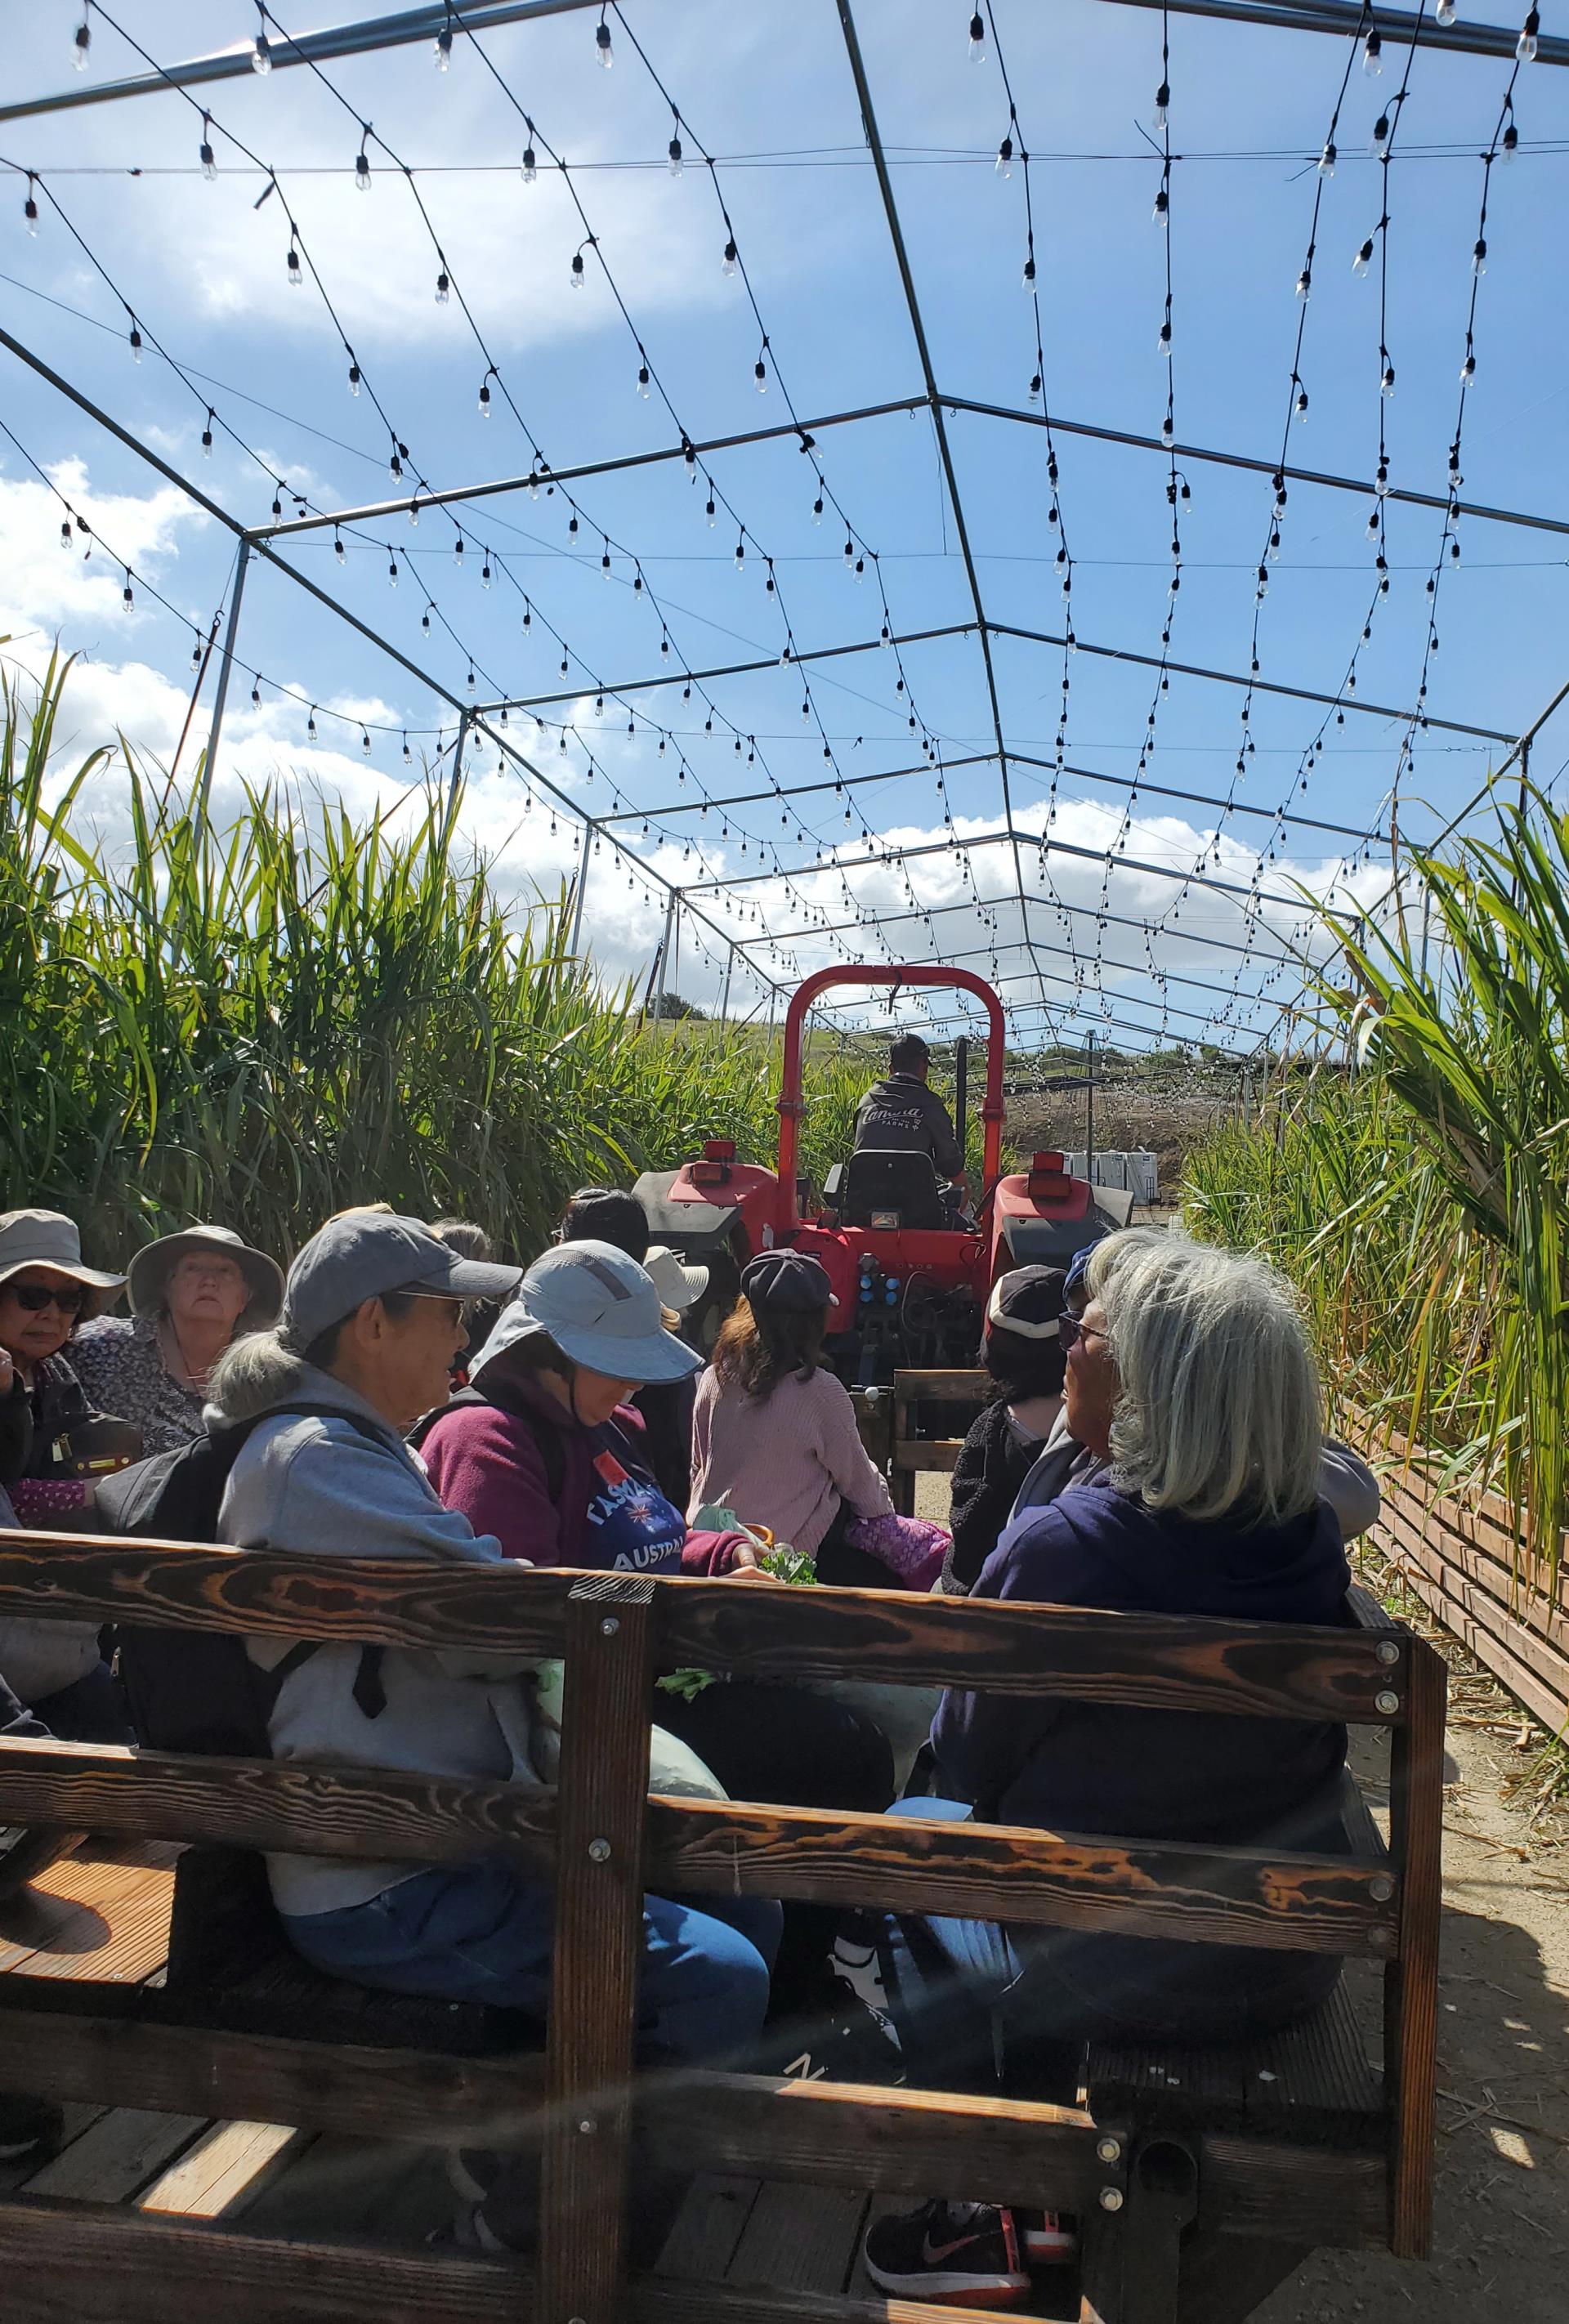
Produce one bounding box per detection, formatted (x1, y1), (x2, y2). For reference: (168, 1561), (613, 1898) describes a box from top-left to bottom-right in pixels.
(932, 1469), (1352, 1849)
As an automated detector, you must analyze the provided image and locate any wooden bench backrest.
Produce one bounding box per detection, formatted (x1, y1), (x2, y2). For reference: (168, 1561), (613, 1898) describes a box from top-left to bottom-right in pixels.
(0, 1533), (1445, 2321)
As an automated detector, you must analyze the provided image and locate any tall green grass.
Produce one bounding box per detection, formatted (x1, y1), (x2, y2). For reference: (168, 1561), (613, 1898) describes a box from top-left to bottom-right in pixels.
(0, 658), (850, 1265)
(1185, 780), (1569, 1576)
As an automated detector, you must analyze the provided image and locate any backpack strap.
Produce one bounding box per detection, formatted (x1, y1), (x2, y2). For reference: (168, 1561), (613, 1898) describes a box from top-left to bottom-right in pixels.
(410, 1381), (569, 1508)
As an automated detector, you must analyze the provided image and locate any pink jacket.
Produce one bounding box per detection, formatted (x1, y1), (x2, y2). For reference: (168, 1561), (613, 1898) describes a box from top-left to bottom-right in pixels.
(688, 1363), (893, 1558)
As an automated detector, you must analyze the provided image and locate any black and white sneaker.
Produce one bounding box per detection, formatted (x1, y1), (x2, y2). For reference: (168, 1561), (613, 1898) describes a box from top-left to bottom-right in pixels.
(862, 2199), (1030, 2308)
(763, 1970), (904, 2085)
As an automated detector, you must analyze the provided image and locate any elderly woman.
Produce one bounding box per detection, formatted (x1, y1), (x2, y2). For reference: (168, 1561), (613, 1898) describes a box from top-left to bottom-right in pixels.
(863, 1233), (1361, 2305)
(71, 1224), (283, 1457)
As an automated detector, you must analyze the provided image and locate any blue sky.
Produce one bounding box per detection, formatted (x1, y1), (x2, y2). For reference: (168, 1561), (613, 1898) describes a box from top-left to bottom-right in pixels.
(2, 0), (1565, 1050)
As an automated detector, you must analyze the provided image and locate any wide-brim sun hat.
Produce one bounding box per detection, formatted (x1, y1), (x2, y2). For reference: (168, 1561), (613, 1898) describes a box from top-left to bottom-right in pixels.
(127, 1224), (285, 1325)
(0, 1209), (125, 1313)
(643, 1245), (709, 1314)
(475, 1240), (701, 1387)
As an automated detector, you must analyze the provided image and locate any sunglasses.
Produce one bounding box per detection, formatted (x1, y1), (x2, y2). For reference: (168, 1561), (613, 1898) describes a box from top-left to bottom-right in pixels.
(1057, 1313), (1112, 1354)
(5, 1280), (87, 1317)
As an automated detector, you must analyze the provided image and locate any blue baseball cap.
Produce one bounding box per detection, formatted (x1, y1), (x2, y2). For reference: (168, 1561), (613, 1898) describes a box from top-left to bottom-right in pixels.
(475, 1240), (701, 1385)
(1063, 1241), (1100, 1298)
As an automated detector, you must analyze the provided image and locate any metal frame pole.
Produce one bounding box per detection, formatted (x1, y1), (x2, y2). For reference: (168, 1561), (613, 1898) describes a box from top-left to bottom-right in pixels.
(720, 945), (735, 1024)
(197, 537), (250, 834)
(652, 891), (676, 1022)
(567, 842), (592, 957)
(438, 710), (469, 855)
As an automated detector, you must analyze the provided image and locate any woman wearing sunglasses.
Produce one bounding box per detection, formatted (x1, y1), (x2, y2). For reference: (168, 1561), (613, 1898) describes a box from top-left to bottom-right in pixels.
(0, 1210), (136, 1743)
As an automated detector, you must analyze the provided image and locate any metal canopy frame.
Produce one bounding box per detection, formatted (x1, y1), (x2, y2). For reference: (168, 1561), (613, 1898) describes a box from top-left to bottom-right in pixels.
(4, 0), (1563, 1061)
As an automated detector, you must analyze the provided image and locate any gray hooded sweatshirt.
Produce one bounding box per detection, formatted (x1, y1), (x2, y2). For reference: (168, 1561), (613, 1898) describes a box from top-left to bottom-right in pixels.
(212, 1334), (542, 1920)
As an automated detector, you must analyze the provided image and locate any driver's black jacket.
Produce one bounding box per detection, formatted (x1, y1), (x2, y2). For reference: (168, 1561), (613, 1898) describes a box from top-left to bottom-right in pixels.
(852, 1075), (963, 1177)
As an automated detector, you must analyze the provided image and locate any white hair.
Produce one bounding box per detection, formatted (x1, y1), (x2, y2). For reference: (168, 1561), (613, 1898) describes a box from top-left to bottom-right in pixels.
(1084, 1230), (1321, 1526)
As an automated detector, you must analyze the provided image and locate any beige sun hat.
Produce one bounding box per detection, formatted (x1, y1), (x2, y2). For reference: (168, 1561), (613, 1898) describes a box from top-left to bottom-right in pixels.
(643, 1245), (710, 1314)
(127, 1224), (285, 1325)
(0, 1209), (126, 1313)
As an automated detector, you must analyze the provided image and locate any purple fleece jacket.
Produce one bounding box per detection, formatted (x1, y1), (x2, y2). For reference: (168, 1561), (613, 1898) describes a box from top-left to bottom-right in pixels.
(932, 1468), (1352, 1850)
(419, 1377), (742, 1576)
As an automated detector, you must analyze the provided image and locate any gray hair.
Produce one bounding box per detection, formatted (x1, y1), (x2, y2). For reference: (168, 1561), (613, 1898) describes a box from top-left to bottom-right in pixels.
(1084, 1230), (1321, 1526)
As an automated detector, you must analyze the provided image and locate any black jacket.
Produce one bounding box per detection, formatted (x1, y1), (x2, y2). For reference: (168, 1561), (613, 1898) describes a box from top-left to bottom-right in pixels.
(852, 1075), (963, 1176)
(942, 1398), (1044, 1596)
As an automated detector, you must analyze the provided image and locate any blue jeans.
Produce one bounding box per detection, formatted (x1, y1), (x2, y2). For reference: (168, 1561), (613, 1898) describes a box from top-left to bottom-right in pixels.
(284, 1859), (781, 2067)
(883, 1798), (1340, 2090)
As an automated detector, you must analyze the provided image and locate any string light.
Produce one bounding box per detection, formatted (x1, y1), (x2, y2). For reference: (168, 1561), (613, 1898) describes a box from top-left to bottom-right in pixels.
(252, 3), (272, 74)
(968, 11), (986, 62)
(596, 11), (614, 68)
(355, 138), (372, 193)
(23, 174), (38, 235)
(1518, 9), (1540, 61)
(199, 116), (217, 180)
(74, 5), (92, 69)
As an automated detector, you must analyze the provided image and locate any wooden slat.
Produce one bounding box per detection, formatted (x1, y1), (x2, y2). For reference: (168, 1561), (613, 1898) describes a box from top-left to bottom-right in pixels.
(1197, 2134), (1388, 2249)
(642, 2074), (1101, 2208)
(657, 1578), (1407, 1724)
(649, 1797), (1400, 1957)
(1378, 1504), (1569, 1716)
(655, 2174), (760, 2281)
(0, 1736), (557, 1872)
(893, 1369), (987, 1404)
(0, 1537), (1407, 1722)
(136, 2121), (306, 2218)
(0, 1991), (543, 2146)
(1377, 1531), (1568, 1733)
(538, 1572), (657, 2324)
(1385, 1637), (1446, 2261)
(0, 2193), (524, 2322)
(21, 2108), (207, 2203)
(891, 1441), (966, 1473)
(726, 2181), (867, 2296)
(0, 1535), (574, 1654)
(0, 1852), (174, 1984)
(637, 2282), (1062, 2324)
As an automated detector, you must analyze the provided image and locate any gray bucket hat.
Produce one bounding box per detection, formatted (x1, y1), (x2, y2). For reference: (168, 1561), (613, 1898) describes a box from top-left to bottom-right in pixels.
(0, 1209), (125, 1312)
(127, 1224), (285, 1325)
(475, 1240), (701, 1387)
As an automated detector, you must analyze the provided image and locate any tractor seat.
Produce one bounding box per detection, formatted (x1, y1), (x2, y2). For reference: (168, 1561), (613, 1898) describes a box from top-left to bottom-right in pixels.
(841, 1148), (945, 1232)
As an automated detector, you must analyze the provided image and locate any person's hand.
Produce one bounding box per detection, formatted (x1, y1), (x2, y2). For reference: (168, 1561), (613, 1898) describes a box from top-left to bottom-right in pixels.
(723, 1540), (771, 1580)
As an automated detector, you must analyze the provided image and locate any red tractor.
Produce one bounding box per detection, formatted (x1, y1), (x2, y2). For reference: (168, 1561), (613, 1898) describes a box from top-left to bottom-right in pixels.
(635, 966), (1129, 1382)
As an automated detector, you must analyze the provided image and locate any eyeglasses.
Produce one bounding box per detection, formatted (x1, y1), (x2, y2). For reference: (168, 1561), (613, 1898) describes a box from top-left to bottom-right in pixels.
(5, 1280), (87, 1317)
(1058, 1313), (1112, 1354)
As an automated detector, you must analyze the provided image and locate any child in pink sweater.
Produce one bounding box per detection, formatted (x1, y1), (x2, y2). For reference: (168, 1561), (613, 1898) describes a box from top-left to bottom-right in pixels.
(689, 1252), (948, 1589)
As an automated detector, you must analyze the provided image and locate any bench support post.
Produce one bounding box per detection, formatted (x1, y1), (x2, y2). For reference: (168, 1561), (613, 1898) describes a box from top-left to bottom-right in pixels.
(537, 1572), (657, 2324)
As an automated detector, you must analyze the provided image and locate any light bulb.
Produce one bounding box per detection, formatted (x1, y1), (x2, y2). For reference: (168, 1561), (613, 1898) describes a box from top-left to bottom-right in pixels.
(74, 15), (91, 69)
(1295, 267), (1311, 299)
(596, 20), (613, 66)
(522, 146), (538, 181)
(347, 362), (360, 396)
(968, 11), (986, 61)
(481, 561), (491, 588)
(435, 269), (450, 302)
(1501, 121), (1518, 159)
(754, 358), (767, 391)
(1021, 254), (1036, 288)
(570, 253), (584, 288)
(1435, 0), (1456, 18)
(1459, 349), (1476, 382)
(200, 129), (217, 181)
(286, 245), (302, 285)
(334, 534), (346, 563)
(122, 578), (132, 609)
(454, 536), (465, 565)
(1375, 460), (1389, 496)
(1381, 361), (1395, 396)
(1353, 238), (1373, 276)
(24, 183), (38, 234)
(1153, 81), (1169, 128)
(1152, 187), (1169, 226)
(355, 150), (371, 192)
(637, 364), (650, 396)
(1371, 112), (1390, 157)
(1473, 236), (1487, 274)
(1518, 10), (1540, 60)
(668, 136), (683, 176)
(722, 239), (738, 275)
(1318, 141), (1336, 175)
(995, 136), (1012, 177)
(1364, 30), (1383, 75)
(253, 32), (271, 74)
(387, 558), (398, 588)
(434, 25), (452, 68)
(201, 416), (213, 456)
(479, 380), (491, 416)
(735, 541), (745, 570)
(1294, 387), (1309, 419)
(811, 496), (823, 524)
(1157, 319), (1172, 354)
(705, 496), (716, 526)
(1160, 415), (1174, 448)
(128, 324), (142, 361)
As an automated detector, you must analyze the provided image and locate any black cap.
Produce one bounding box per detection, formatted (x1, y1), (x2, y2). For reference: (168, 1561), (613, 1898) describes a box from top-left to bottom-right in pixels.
(741, 1250), (839, 1314)
(986, 1264), (1067, 1341)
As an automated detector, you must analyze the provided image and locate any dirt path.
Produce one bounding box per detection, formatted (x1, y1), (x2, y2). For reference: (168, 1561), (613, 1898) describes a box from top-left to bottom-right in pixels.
(1258, 1712), (1569, 2324)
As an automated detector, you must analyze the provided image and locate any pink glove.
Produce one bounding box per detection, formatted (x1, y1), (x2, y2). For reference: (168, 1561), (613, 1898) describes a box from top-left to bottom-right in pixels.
(845, 1511), (950, 1590)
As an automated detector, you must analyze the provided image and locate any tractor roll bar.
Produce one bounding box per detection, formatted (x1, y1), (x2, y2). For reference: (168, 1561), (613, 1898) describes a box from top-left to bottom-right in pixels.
(776, 966), (1007, 1236)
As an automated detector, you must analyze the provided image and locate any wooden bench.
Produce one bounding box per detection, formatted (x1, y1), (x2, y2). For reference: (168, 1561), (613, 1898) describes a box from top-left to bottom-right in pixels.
(890, 1366), (988, 1514)
(0, 1531), (1443, 2324)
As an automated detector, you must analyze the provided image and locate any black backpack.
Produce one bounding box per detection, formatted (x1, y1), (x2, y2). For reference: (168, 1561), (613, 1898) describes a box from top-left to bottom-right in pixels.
(100, 1408), (387, 1759)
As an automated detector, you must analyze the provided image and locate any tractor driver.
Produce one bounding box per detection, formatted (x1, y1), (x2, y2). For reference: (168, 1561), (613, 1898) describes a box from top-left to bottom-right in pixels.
(852, 1034), (968, 1211)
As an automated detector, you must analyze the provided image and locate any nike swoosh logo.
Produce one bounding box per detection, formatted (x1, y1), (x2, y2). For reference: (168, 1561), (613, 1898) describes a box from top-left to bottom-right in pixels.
(921, 2232), (984, 2265)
